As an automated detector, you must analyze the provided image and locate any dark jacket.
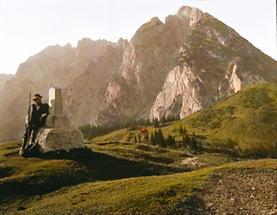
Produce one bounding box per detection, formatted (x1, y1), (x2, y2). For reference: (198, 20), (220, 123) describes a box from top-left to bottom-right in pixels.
(27, 103), (49, 129)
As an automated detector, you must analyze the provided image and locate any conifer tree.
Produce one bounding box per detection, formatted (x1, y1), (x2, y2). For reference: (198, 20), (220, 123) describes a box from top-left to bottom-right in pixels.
(150, 133), (155, 145)
(181, 134), (190, 147)
(156, 129), (165, 147)
(153, 118), (159, 128)
(166, 134), (175, 146)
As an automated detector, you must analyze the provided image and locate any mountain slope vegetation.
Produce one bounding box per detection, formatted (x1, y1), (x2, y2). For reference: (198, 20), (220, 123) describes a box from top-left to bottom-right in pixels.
(179, 83), (277, 157)
(92, 83), (277, 158)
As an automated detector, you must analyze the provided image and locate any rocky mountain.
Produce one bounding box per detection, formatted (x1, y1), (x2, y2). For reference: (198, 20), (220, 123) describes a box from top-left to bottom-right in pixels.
(0, 39), (123, 140)
(149, 11), (277, 121)
(98, 6), (277, 123)
(63, 38), (127, 126)
(97, 10), (195, 124)
(0, 5), (276, 140)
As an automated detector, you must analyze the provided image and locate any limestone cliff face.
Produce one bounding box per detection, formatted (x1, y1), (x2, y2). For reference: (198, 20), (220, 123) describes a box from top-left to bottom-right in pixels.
(148, 8), (277, 121)
(177, 6), (203, 27)
(97, 6), (203, 124)
(63, 40), (127, 126)
(219, 57), (266, 98)
(149, 65), (203, 121)
(221, 58), (243, 95)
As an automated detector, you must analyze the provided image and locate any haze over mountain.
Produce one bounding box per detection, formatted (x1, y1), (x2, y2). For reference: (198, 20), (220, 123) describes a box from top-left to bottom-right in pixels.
(0, 6), (276, 140)
(0, 74), (12, 92)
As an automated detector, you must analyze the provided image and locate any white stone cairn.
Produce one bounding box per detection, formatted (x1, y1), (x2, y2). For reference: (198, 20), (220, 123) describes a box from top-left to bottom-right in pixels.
(49, 87), (63, 115)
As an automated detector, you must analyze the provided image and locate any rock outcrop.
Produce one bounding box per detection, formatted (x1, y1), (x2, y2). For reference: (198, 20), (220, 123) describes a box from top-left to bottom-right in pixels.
(149, 65), (203, 121)
(63, 39), (127, 126)
(218, 57), (266, 98)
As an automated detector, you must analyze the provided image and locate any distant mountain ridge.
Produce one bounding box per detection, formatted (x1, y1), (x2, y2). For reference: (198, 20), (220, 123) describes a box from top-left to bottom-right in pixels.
(0, 38), (122, 140)
(0, 6), (276, 140)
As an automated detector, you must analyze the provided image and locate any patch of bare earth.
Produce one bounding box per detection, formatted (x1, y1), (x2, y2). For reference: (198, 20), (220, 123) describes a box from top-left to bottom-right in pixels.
(199, 169), (277, 215)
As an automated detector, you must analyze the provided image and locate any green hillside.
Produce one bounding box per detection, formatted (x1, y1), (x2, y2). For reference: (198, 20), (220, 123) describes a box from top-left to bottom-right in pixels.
(0, 140), (276, 214)
(92, 83), (277, 157)
(0, 139), (277, 215)
(18, 159), (276, 215)
(0, 141), (186, 205)
(181, 83), (277, 157)
(1, 140), (225, 211)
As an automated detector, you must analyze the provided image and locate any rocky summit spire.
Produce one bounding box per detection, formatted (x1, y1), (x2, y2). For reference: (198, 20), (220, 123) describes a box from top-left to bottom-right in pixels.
(177, 6), (203, 26)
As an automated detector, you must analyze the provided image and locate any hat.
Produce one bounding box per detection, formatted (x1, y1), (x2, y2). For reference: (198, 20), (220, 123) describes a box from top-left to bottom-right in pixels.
(33, 93), (43, 101)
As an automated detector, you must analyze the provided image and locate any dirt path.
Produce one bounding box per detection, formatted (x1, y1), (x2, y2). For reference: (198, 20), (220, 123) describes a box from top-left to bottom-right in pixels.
(197, 169), (277, 215)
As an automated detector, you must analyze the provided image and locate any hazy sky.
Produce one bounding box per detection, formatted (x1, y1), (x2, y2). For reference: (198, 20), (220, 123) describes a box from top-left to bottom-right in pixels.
(0, 0), (276, 74)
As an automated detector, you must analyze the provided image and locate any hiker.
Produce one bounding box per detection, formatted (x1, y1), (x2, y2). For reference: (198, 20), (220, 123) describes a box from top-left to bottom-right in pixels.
(21, 93), (49, 151)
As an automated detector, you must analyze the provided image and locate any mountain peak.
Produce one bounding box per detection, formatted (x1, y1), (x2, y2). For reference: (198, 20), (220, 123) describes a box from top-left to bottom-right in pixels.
(177, 5), (203, 15)
(177, 6), (203, 26)
(150, 16), (163, 24)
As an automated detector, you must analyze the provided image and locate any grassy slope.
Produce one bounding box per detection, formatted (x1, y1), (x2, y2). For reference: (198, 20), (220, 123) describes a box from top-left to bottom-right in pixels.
(0, 141), (189, 208)
(180, 83), (277, 156)
(91, 141), (191, 170)
(90, 140), (236, 170)
(0, 141), (276, 214)
(3, 157), (277, 215)
(92, 83), (277, 157)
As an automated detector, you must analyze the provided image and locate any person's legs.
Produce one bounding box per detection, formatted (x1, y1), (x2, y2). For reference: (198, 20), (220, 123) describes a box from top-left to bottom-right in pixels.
(31, 127), (39, 143)
(22, 127), (32, 150)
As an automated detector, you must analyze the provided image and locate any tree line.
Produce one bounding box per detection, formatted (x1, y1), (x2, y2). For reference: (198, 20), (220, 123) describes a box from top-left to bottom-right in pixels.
(79, 120), (202, 153)
(79, 119), (151, 140)
(149, 126), (203, 153)
(79, 115), (179, 140)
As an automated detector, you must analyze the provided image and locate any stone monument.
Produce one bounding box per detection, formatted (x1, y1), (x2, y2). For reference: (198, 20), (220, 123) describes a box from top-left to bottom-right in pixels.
(36, 87), (84, 153)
